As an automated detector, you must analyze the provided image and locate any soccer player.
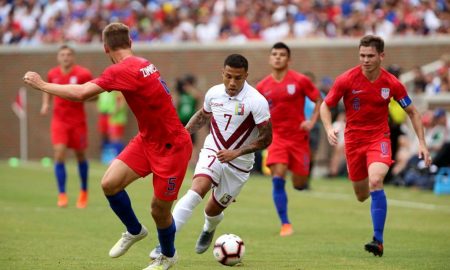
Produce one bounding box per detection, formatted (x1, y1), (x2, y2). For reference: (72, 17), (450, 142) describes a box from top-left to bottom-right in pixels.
(24, 22), (192, 270)
(320, 35), (431, 257)
(256, 42), (322, 236)
(150, 54), (272, 259)
(40, 45), (93, 209)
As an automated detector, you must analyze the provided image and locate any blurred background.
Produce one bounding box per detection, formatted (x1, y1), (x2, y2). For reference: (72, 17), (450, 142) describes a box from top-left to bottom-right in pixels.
(1, 0), (449, 189)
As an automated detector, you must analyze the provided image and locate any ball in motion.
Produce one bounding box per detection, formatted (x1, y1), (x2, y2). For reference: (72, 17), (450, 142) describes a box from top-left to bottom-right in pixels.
(213, 234), (245, 266)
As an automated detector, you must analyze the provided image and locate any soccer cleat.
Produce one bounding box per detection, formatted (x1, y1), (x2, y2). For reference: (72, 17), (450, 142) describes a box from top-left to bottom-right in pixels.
(364, 237), (384, 257)
(195, 230), (215, 254)
(109, 225), (148, 258)
(143, 251), (178, 270)
(280, 223), (293, 236)
(149, 244), (162, 259)
(76, 190), (88, 209)
(57, 193), (68, 208)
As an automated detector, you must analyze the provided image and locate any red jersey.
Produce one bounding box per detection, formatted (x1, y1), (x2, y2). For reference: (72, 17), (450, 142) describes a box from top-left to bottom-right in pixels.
(92, 56), (187, 148)
(256, 70), (320, 138)
(47, 65), (93, 126)
(325, 66), (411, 144)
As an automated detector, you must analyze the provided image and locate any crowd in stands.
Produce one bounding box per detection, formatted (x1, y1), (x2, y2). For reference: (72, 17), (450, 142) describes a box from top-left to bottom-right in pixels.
(1, 0), (450, 45)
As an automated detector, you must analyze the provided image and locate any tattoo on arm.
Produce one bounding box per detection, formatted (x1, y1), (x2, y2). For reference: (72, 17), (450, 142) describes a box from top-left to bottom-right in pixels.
(237, 121), (272, 156)
(185, 109), (211, 134)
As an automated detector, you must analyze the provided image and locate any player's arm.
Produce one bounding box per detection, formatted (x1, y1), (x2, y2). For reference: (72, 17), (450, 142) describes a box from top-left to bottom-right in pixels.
(40, 92), (51, 115)
(302, 95), (323, 131)
(320, 102), (338, 146)
(185, 109), (211, 134)
(403, 104), (431, 166)
(23, 71), (104, 101)
(216, 120), (272, 163)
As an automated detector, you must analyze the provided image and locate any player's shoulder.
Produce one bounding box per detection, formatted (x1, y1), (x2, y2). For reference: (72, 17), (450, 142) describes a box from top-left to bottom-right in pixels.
(380, 68), (402, 85)
(336, 66), (360, 82)
(256, 74), (273, 88)
(47, 66), (60, 76)
(74, 65), (93, 75)
(244, 83), (269, 106)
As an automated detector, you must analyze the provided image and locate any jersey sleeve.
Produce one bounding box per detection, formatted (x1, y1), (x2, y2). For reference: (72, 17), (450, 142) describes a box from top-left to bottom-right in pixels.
(252, 94), (271, 125)
(203, 87), (213, 113)
(324, 75), (346, 107)
(392, 79), (412, 108)
(301, 76), (320, 101)
(92, 65), (135, 92)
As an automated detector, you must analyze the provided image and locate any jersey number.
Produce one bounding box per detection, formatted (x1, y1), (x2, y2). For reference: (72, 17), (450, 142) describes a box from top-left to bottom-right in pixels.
(167, 177), (176, 191)
(207, 155), (217, 168)
(224, 114), (232, 131)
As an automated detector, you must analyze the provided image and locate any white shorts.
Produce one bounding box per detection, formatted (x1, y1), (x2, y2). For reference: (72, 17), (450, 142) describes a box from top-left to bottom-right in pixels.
(194, 148), (250, 208)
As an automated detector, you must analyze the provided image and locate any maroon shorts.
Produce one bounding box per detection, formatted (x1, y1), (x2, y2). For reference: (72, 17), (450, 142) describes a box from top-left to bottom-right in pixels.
(117, 134), (192, 201)
(345, 138), (393, 182)
(266, 134), (310, 176)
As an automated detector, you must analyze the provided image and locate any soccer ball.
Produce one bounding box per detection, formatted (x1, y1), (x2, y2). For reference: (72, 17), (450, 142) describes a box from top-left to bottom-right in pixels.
(212, 234), (245, 266)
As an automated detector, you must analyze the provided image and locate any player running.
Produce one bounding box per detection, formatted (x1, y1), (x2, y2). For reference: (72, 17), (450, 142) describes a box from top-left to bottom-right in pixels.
(320, 35), (431, 257)
(24, 22), (192, 270)
(256, 42), (322, 236)
(41, 45), (93, 208)
(150, 54), (272, 259)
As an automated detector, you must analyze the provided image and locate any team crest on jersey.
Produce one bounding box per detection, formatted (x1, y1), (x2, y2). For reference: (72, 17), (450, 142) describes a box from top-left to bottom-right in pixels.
(381, 88), (390, 99)
(69, 76), (78, 84)
(286, 84), (296, 95)
(235, 102), (245, 115)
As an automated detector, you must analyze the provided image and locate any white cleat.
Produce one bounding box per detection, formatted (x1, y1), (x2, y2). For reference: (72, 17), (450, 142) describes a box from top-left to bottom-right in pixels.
(143, 251), (178, 270)
(109, 225), (148, 258)
(149, 244), (161, 260)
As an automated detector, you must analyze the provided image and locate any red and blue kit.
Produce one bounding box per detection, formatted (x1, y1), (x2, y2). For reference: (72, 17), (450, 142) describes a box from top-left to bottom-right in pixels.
(325, 66), (412, 181)
(92, 56), (192, 201)
(257, 70), (320, 175)
(47, 65), (93, 150)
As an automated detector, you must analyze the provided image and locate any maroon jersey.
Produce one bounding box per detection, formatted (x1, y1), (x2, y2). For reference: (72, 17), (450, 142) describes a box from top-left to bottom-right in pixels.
(92, 56), (187, 149)
(256, 70), (320, 139)
(47, 65), (92, 126)
(325, 66), (411, 144)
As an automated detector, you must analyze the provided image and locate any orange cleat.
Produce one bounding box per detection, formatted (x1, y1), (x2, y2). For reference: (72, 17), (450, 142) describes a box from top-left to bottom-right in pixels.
(76, 190), (88, 209)
(57, 193), (68, 208)
(280, 223), (293, 236)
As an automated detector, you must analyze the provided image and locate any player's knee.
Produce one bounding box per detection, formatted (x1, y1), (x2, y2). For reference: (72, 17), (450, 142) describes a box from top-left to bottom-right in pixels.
(356, 193), (369, 202)
(101, 178), (117, 195)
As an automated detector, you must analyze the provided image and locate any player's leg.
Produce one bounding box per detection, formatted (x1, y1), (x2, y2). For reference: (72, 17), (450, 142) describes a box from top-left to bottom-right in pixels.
(195, 165), (248, 253)
(290, 139), (311, 191)
(74, 149), (88, 208)
(150, 148), (218, 259)
(145, 138), (192, 270)
(365, 162), (389, 257)
(195, 196), (225, 254)
(103, 159), (148, 258)
(174, 176), (211, 228)
(270, 163), (291, 235)
(53, 144), (68, 207)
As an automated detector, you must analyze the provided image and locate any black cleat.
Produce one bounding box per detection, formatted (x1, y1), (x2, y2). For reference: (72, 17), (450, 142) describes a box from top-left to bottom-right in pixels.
(195, 230), (215, 254)
(365, 237), (384, 257)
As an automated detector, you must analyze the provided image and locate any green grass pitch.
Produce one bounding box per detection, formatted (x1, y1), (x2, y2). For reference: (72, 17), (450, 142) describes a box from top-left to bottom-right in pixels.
(1, 160), (450, 269)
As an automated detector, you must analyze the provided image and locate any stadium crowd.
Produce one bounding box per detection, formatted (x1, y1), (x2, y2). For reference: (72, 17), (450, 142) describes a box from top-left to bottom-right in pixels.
(1, 0), (450, 45)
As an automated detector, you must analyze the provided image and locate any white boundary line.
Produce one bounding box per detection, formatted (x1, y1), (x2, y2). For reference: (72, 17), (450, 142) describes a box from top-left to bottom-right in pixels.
(306, 191), (450, 213)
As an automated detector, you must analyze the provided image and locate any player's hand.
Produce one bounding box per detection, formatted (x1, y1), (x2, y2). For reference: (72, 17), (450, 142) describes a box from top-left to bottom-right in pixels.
(217, 149), (239, 163)
(23, 71), (44, 90)
(300, 120), (313, 131)
(326, 128), (339, 146)
(418, 144), (432, 167)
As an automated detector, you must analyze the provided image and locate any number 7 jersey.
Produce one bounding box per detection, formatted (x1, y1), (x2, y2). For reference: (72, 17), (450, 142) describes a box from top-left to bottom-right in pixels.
(202, 81), (270, 169)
